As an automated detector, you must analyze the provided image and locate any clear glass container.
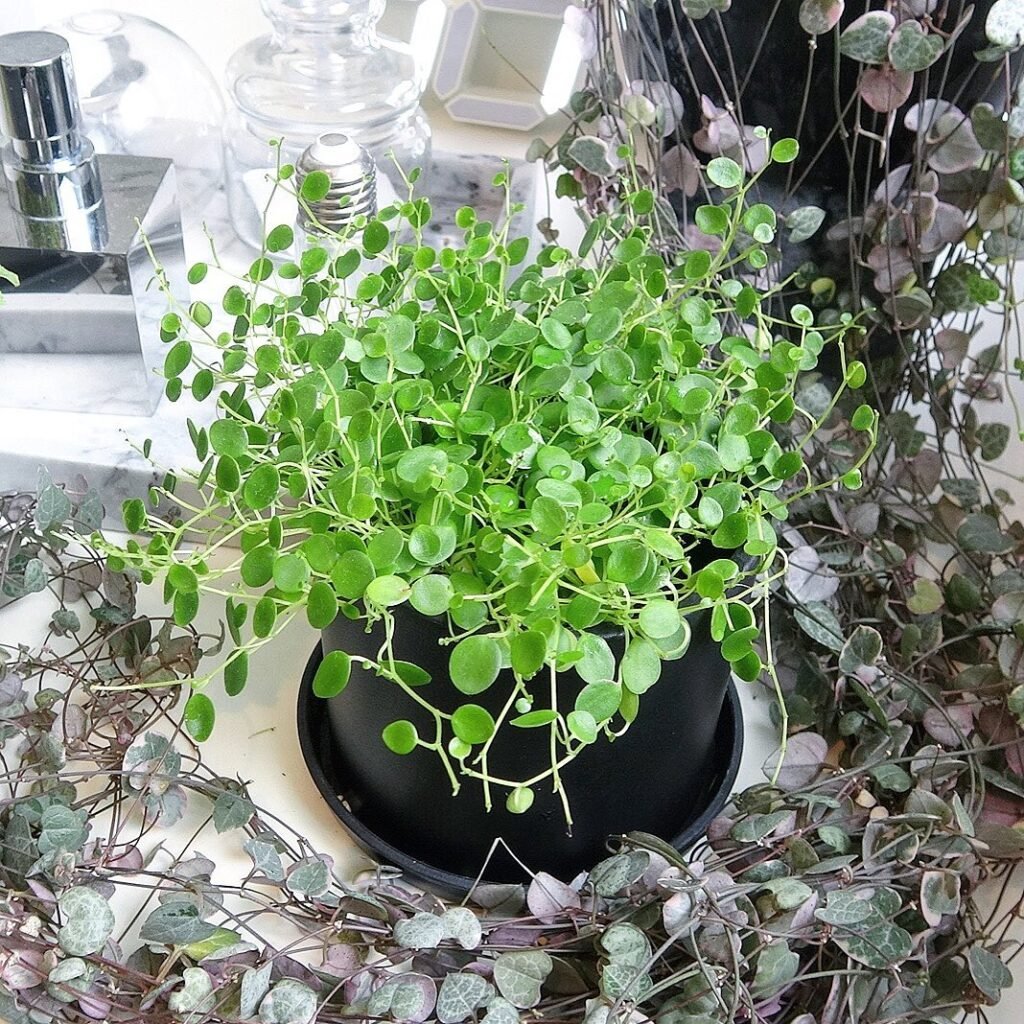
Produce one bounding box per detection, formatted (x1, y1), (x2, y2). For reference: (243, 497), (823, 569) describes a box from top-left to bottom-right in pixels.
(224, 0), (431, 249)
(47, 10), (225, 224)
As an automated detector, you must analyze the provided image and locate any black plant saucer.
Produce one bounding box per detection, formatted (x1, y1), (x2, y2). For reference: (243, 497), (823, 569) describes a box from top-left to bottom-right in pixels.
(296, 642), (744, 897)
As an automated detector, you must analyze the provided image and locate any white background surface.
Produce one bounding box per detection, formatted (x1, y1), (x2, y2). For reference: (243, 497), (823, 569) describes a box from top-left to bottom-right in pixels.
(1, 1), (1022, 1019)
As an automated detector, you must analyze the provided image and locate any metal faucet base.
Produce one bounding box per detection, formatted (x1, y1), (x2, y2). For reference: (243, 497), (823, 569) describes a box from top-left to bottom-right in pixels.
(0, 153), (186, 416)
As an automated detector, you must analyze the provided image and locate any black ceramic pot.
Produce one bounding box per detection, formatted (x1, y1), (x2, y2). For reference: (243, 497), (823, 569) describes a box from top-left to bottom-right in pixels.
(315, 604), (740, 883)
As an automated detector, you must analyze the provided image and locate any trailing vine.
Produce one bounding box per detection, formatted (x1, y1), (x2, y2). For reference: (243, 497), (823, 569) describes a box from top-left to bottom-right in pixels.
(1, 482), (1022, 1024)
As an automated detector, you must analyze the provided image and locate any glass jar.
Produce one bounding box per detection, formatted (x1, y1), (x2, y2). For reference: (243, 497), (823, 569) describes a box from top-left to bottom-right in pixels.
(223, 0), (430, 248)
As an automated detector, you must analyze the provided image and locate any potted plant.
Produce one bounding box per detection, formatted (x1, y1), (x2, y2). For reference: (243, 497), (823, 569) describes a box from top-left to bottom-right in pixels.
(105, 148), (875, 886)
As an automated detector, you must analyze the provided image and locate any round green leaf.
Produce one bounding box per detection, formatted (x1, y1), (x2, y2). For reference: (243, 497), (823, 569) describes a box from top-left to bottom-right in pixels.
(606, 541), (648, 584)
(450, 634), (502, 694)
(851, 404), (875, 431)
(273, 553), (310, 593)
(772, 451), (803, 481)
(243, 464), (280, 511)
(565, 396), (600, 435)
(307, 580), (339, 629)
(707, 157), (742, 188)
(409, 524), (457, 565)
(396, 446), (448, 485)
(507, 787), (535, 814)
(163, 340), (192, 379)
(367, 532), (404, 574)
(222, 285), (246, 316)
(722, 625), (760, 662)
(576, 682), (621, 722)
(452, 704), (496, 744)
(173, 590), (199, 627)
(122, 497), (146, 533)
(365, 574), (411, 607)
(695, 205), (729, 235)
(567, 709), (598, 744)
(224, 651), (248, 696)
(253, 596), (277, 638)
(363, 221), (390, 254)
(300, 171), (331, 202)
(301, 535), (337, 573)
(718, 433), (751, 472)
(576, 633), (616, 683)
(620, 638), (663, 694)
(184, 692), (216, 742)
(313, 650), (352, 698)
(331, 550), (376, 600)
(266, 223), (294, 251)
(586, 308), (623, 344)
(409, 574), (454, 616)
(770, 138), (800, 163)
(698, 495), (724, 528)
(448, 737), (471, 759)
(216, 455), (241, 492)
(733, 650), (762, 682)
(639, 600), (681, 639)
(530, 495), (567, 538)
(382, 719), (418, 754)
(713, 512), (749, 550)
(241, 545), (275, 588)
(540, 317), (573, 350)
(209, 419), (248, 458)
(168, 562), (198, 594)
(510, 630), (547, 679)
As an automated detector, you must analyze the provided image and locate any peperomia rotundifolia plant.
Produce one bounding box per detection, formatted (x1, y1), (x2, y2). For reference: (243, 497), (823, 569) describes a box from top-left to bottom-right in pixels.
(101, 142), (875, 822)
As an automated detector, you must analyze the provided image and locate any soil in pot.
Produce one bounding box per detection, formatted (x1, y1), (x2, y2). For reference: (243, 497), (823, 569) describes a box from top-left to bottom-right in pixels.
(315, 603), (739, 883)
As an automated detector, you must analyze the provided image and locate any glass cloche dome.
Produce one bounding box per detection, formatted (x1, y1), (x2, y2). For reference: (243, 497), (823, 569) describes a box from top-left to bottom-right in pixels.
(47, 10), (225, 223)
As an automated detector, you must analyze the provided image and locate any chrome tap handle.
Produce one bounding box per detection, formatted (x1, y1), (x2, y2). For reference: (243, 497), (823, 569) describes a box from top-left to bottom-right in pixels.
(0, 31), (85, 164)
(0, 30), (103, 235)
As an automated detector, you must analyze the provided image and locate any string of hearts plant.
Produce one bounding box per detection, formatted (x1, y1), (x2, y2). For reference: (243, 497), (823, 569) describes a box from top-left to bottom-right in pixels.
(99, 142), (876, 821)
(542, 0), (1024, 422)
(1, 482), (1022, 1024)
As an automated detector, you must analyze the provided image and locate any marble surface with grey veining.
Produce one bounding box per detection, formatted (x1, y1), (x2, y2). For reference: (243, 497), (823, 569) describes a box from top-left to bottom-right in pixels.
(0, 152), (541, 529)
